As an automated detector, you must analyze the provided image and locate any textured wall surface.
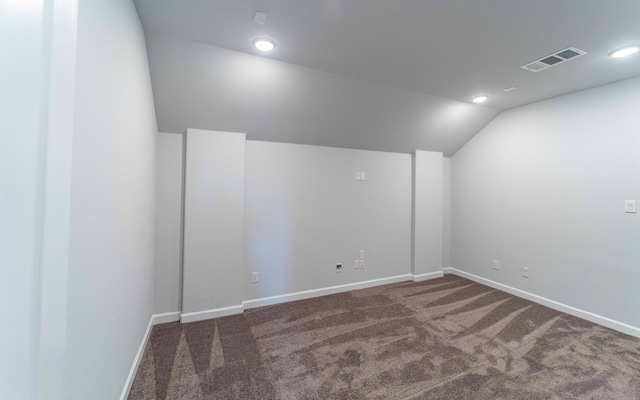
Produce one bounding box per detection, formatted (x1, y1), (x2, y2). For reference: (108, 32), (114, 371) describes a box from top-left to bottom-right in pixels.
(452, 76), (640, 331)
(244, 141), (412, 301)
(412, 150), (444, 276)
(65, 0), (158, 398)
(182, 130), (245, 316)
(154, 133), (183, 314)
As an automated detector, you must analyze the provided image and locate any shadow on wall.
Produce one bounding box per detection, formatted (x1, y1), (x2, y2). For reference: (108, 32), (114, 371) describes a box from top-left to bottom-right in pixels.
(245, 176), (294, 298)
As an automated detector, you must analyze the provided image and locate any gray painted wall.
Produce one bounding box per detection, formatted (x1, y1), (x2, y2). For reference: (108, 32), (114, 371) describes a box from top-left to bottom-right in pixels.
(154, 133), (183, 314)
(443, 158), (451, 269)
(451, 76), (640, 330)
(244, 141), (412, 301)
(152, 138), (423, 312)
(412, 151), (444, 277)
(144, 30), (499, 156)
(64, 0), (157, 398)
(182, 130), (245, 316)
(1, 2), (52, 397)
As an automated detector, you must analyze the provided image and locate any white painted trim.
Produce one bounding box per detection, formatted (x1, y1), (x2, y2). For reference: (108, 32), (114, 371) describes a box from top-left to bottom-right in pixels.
(119, 311), (183, 399)
(119, 316), (153, 400)
(117, 272), (443, 399)
(411, 271), (444, 282)
(243, 274), (414, 310)
(152, 312), (181, 325)
(445, 267), (640, 339)
(178, 272), (447, 324)
(180, 305), (244, 323)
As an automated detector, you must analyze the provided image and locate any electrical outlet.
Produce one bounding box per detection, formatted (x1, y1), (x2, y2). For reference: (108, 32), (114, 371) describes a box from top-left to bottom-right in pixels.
(355, 260), (360, 269)
(336, 263), (343, 272)
(493, 260), (500, 270)
(359, 259), (365, 269)
(522, 267), (530, 278)
(251, 272), (259, 283)
(355, 172), (361, 181)
(360, 172), (366, 180)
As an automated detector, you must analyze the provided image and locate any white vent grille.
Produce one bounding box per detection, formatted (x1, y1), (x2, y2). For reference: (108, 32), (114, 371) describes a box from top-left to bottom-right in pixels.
(521, 47), (586, 73)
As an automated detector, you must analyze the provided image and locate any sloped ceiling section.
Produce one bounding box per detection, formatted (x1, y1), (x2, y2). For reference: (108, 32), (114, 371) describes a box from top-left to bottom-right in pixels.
(135, 0), (640, 111)
(145, 32), (500, 155)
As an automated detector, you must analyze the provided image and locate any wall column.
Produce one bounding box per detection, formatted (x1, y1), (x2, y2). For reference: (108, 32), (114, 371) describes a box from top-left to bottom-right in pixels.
(181, 129), (246, 322)
(412, 150), (444, 280)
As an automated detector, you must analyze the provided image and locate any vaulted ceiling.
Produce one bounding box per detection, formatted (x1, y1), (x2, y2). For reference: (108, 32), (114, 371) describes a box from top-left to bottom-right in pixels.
(135, 0), (640, 155)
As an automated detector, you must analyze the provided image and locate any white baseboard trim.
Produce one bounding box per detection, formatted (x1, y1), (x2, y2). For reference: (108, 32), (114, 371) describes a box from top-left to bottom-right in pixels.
(118, 270), (444, 400)
(180, 305), (244, 323)
(152, 311), (181, 325)
(119, 315), (153, 400)
(179, 272), (448, 323)
(243, 274), (414, 310)
(444, 267), (640, 339)
(411, 271), (444, 282)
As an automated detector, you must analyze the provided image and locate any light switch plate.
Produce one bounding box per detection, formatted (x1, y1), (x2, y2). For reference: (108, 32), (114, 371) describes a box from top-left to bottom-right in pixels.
(625, 200), (636, 213)
(360, 250), (365, 260)
(360, 172), (366, 180)
(355, 172), (361, 181)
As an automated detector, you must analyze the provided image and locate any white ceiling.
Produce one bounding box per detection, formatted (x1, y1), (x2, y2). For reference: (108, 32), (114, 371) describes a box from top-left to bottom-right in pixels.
(144, 31), (500, 155)
(134, 0), (640, 110)
(134, 0), (640, 155)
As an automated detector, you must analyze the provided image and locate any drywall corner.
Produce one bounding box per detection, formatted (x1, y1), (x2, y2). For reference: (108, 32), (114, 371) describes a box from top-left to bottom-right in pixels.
(412, 150), (444, 276)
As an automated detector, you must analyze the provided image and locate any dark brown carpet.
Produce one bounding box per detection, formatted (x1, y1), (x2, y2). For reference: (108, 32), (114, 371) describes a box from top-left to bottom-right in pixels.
(129, 275), (640, 399)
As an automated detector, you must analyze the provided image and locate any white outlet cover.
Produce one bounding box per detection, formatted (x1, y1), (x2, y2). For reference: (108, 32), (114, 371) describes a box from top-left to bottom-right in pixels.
(360, 250), (365, 259)
(251, 272), (259, 283)
(625, 200), (636, 213)
(355, 260), (360, 269)
(360, 172), (366, 180)
(522, 267), (529, 278)
(355, 172), (361, 181)
(359, 260), (365, 269)
(493, 260), (500, 270)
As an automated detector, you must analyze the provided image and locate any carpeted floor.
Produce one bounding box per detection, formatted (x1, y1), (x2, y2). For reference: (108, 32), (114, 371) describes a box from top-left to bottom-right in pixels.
(129, 275), (640, 399)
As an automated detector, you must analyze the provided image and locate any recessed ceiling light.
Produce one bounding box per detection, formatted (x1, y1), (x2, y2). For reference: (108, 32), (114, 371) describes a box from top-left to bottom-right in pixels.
(253, 38), (276, 52)
(609, 45), (639, 58)
(472, 95), (488, 104)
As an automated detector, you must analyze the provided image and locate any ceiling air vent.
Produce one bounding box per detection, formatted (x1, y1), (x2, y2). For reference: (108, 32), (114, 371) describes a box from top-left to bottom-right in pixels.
(521, 47), (586, 72)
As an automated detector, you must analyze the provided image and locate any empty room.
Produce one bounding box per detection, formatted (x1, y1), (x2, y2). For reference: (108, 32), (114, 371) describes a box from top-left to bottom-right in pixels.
(4, 0), (640, 399)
